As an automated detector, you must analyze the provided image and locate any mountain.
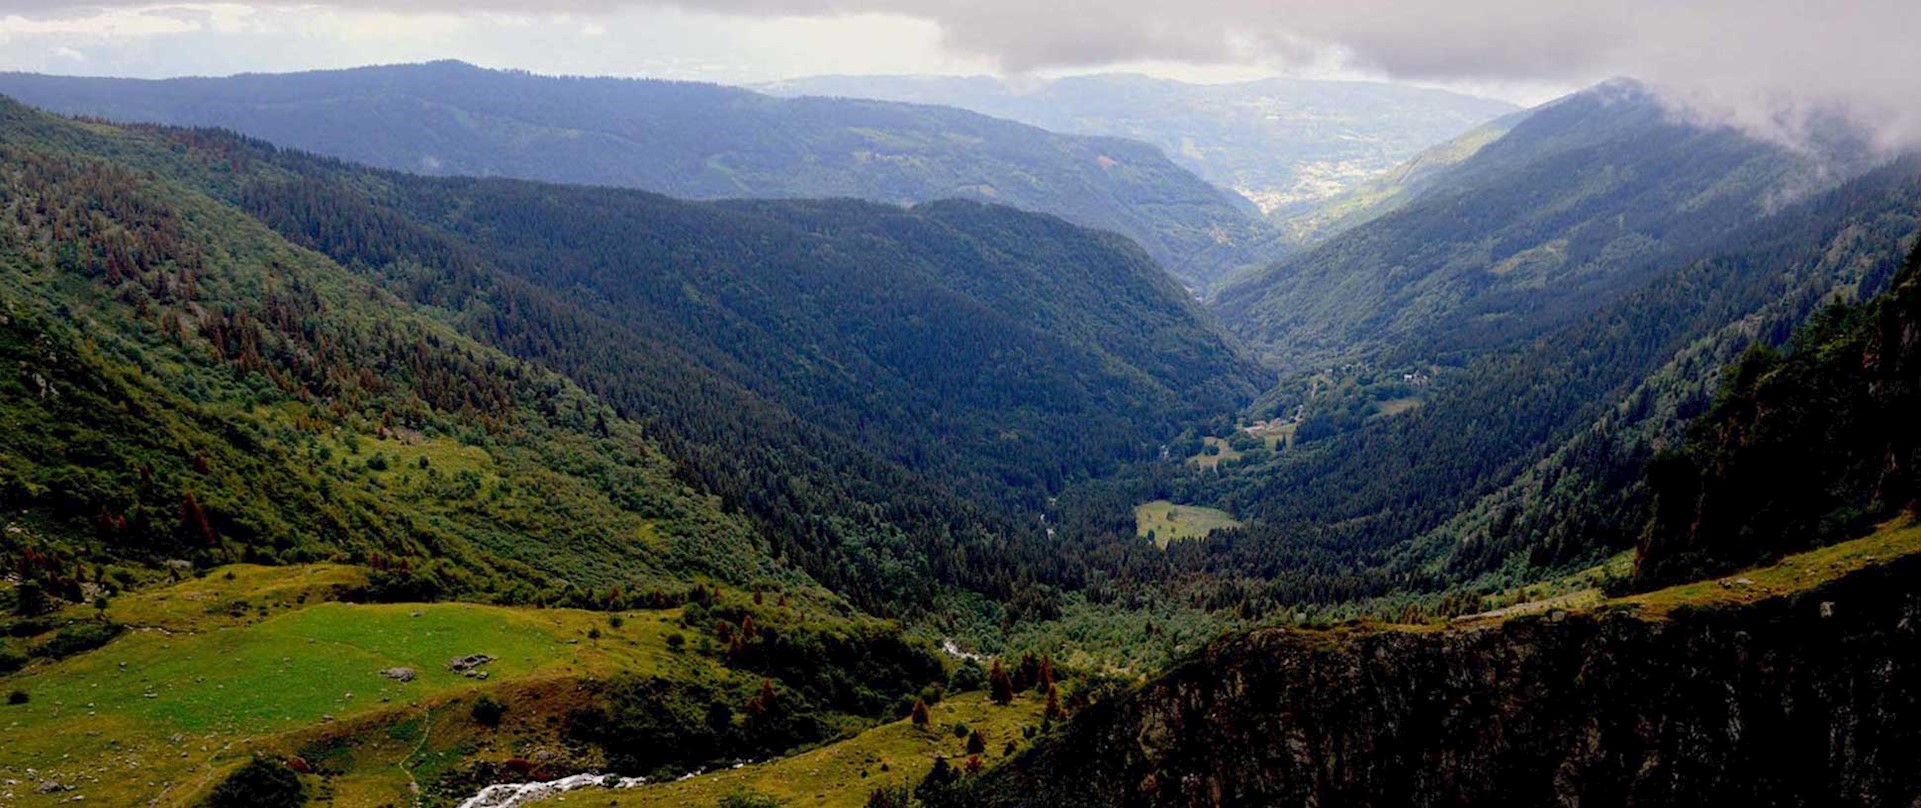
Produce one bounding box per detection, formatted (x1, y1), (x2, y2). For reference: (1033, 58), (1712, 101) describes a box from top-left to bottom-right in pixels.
(0, 97), (1267, 615)
(0, 61), (1279, 290)
(1213, 80), (1853, 372)
(0, 97), (777, 602)
(958, 216), (1921, 808)
(1128, 156), (1921, 613)
(759, 73), (1519, 227)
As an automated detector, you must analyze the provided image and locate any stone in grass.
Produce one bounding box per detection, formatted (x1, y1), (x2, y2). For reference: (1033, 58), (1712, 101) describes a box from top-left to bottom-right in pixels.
(379, 667), (417, 683)
(448, 654), (496, 673)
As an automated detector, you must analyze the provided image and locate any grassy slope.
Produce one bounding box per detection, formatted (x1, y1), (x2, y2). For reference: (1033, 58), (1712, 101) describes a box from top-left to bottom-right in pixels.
(609, 691), (1046, 808)
(0, 569), (682, 805)
(1445, 516), (1921, 629)
(0, 563), (902, 807)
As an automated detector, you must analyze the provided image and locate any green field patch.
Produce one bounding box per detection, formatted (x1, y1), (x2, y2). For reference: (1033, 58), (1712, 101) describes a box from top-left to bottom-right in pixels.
(1135, 501), (1243, 548)
(76, 563), (365, 633)
(1186, 436), (1243, 469)
(1372, 397), (1422, 418)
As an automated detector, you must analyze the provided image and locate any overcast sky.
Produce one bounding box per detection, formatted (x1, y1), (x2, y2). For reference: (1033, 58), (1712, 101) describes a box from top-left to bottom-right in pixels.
(3, 2), (1917, 150)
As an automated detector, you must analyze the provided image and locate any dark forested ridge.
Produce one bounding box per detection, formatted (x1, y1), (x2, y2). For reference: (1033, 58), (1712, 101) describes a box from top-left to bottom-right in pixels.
(1214, 80), (1854, 372)
(960, 556), (1921, 807)
(0, 61), (1283, 290)
(1636, 242), (1921, 587)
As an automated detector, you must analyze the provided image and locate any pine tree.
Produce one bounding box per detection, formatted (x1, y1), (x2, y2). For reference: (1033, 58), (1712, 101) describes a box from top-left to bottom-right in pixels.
(910, 697), (931, 728)
(180, 490), (216, 547)
(988, 659), (1014, 706)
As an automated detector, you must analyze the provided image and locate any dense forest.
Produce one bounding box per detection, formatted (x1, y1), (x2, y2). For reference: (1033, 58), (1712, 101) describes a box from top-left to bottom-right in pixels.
(0, 97), (1274, 623)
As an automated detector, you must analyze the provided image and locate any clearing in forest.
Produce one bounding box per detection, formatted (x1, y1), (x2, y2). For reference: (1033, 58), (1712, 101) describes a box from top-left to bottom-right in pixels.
(1135, 500), (1243, 548)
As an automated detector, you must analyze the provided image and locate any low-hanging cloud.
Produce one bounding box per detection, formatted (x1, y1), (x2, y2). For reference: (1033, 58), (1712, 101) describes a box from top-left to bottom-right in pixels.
(12, 0), (1921, 152)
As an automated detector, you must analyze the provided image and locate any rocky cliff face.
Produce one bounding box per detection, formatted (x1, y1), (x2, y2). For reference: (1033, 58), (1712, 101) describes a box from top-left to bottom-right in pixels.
(967, 559), (1921, 807)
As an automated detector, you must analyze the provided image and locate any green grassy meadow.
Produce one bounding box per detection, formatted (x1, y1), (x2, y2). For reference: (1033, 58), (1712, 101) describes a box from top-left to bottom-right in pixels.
(1135, 501), (1243, 548)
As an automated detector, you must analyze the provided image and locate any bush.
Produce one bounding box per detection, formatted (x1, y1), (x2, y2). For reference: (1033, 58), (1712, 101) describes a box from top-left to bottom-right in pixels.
(6, 689), (27, 705)
(471, 695), (507, 728)
(11, 581), (48, 617)
(201, 756), (305, 808)
(0, 649), (26, 676)
(32, 622), (124, 661)
(716, 789), (781, 808)
(864, 786), (913, 808)
(350, 567), (444, 603)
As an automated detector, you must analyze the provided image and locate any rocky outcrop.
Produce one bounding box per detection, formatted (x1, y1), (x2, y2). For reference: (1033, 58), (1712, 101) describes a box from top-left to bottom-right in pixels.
(968, 558), (1921, 807)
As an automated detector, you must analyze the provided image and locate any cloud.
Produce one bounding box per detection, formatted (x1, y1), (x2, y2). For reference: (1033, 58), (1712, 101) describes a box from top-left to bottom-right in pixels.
(6, 0), (1918, 150)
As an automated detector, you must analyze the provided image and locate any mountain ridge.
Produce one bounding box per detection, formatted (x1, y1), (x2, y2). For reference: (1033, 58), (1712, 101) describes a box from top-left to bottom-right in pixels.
(0, 60), (1282, 290)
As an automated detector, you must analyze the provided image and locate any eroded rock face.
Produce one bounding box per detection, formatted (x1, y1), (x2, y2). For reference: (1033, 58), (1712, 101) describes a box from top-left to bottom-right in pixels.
(971, 559), (1921, 807)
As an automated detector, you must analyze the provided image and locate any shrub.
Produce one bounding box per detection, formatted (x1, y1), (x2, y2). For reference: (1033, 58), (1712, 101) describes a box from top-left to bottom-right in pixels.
(32, 622), (124, 661)
(716, 789), (781, 808)
(472, 695), (507, 728)
(864, 786), (913, 808)
(909, 698), (930, 728)
(6, 689), (27, 705)
(201, 756), (304, 808)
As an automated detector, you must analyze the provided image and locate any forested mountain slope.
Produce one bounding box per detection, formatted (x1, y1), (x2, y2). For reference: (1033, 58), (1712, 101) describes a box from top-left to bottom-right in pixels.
(0, 61), (1281, 290)
(1214, 80), (1849, 371)
(759, 73), (1517, 224)
(961, 235), (1921, 808)
(1635, 242), (1921, 587)
(1143, 158), (1921, 611)
(0, 99), (1267, 614)
(0, 99), (780, 604)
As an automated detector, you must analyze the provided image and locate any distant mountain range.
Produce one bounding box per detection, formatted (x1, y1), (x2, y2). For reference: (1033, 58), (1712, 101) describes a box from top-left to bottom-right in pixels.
(0, 61), (1283, 291)
(759, 73), (1519, 232)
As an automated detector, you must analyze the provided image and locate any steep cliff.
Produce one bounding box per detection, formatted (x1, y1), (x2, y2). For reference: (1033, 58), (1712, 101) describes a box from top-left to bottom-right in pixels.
(966, 556), (1921, 807)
